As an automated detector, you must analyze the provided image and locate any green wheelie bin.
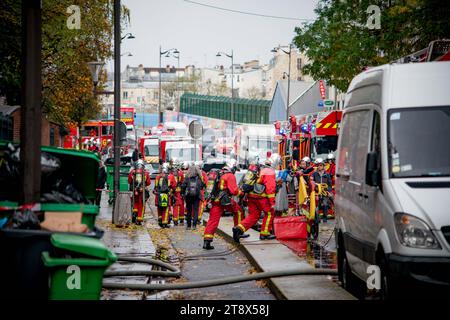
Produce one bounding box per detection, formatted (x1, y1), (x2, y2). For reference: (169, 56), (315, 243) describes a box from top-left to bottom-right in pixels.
(42, 233), (117, 300)
(105, 156), (132, 204)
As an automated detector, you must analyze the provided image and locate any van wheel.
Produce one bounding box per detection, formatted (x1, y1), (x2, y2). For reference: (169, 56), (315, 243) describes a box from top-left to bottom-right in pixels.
(338, 236), (365, 298)
(378, 252), (400, 300)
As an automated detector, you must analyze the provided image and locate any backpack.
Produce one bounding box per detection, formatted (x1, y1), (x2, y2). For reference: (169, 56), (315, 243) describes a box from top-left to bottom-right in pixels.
(186, 176), (201, 197)
(241, 169), (259, 193)
(206, 169), (221, 198)
(157, 174), (169, 194)
(158, 193), (169, 208)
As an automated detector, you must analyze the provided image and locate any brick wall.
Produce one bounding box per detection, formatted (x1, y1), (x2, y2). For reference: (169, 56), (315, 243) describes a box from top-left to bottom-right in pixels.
(11, 108), (62, 147)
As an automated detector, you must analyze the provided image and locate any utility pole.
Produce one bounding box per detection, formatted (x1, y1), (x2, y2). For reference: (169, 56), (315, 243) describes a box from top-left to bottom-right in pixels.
(113, 0), (121, 223)
(20, 0), (42, 204)
(159, 46), (162, 124)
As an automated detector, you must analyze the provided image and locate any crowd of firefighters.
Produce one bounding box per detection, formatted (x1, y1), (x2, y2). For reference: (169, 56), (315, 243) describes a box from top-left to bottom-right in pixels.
(125, 150), (336, 250)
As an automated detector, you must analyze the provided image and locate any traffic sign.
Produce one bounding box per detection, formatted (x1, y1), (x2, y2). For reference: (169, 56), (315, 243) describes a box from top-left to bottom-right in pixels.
(189, 120), (203, 140)
(324, 99), (335, 107)
(319, 80), (326, 100)
(318, 100), (324, 107)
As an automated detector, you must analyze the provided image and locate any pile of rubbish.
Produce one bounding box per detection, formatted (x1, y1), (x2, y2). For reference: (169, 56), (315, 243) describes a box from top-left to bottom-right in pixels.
(0, 143), (90, 204)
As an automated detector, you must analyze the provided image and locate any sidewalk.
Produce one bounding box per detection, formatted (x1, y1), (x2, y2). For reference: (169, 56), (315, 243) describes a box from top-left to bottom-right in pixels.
(96, 192), (156, 300)
(202, 213), (356, 300)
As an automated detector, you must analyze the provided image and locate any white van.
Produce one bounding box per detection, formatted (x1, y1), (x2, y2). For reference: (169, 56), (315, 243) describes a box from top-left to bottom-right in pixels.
(335, 61), (450, 299)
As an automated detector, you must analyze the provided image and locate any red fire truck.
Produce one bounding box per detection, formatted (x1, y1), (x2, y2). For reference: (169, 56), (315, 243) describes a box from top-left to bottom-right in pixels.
(63, 120), (114, 151)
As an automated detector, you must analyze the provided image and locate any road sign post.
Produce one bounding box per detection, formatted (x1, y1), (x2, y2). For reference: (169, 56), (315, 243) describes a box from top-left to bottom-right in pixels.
(189, 120), (203, 162)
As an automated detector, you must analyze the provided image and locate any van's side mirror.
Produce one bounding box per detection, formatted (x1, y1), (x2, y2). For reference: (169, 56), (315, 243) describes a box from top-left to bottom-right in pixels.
(366, 151), (380, 187)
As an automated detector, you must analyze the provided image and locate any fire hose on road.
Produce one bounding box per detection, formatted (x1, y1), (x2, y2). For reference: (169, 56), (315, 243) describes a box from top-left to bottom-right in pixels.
(102, 256), (337, 291)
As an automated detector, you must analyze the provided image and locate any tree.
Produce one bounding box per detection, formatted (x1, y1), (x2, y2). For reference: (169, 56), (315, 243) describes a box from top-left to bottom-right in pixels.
(293, 0), (450, 92)
(0, 0), (130, 131)
(246, 86), (262, 99)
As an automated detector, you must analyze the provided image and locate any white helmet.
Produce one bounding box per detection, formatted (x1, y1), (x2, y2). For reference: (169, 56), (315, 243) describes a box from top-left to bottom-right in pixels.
(226, 158), (237, 169)
(302, 156), (311, 163)
(265, 153), (281, 168)
(194, 161), (203, 168)
(182, 161), (189, 170)
(327, 153), (335, 160)
(136, 159), (145, 169)
(162, 162), (170, 173)
(315, 158), (324, 165)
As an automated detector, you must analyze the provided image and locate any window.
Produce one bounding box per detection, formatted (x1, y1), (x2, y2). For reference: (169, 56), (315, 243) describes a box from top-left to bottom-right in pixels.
(297, 58), (302, 70)
(123, 91), (128, 99)
(154, 92), (159, 100)
(388, 106), (450, 178)
(137, 97), (141, 103)
(337, 110), (372, 183)
(101, 125), (113, 135)
(49, 127), (55, 146)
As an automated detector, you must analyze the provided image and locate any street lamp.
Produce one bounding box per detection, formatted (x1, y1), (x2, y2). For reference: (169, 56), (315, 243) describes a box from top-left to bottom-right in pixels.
(159, 47), (179, 123)
(121, 33), (135, 41)
(88, 61), (114, 95)
(121, 52), (133, 57)
(216, 50), (234, 131)
(272, 44), (292, 121)
(166, 50), (181, 111)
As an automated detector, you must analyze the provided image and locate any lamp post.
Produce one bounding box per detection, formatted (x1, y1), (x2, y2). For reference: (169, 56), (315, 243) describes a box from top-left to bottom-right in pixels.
(216, 50), (234, 132)
(165, 50), (181, 111)
(159, 47), (179, 123)
(272, 44), (292, 121)
(121, 33), (135, 41)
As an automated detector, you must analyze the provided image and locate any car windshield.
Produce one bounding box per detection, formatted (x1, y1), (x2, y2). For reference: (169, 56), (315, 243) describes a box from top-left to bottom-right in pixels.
(312, 136), (338, 157)
(166, 147), (200, 162)
(388, 106), (450, 178)
(144, 143), (159, 156)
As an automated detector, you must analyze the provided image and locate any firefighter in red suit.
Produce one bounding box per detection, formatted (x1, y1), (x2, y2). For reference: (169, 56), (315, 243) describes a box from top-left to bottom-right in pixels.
(203, 159), (246, 250)
(196, 161), (208, 222)
(153, 163), (177, 228)
(172, 162), (185, 226)
(233, 155), (278, 242)
(326, 153), (336, 191)
(128, 159), (151, 225)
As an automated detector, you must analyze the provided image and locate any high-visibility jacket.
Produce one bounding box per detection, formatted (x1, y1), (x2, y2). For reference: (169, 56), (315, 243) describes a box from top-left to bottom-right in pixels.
(248, 166), (276, 201)
(154, 173), (177, 193)
(174, 169), (185, 192)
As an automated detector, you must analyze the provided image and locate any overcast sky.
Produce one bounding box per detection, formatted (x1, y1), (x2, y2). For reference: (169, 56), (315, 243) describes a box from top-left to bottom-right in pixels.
(108, 0), (318, 71)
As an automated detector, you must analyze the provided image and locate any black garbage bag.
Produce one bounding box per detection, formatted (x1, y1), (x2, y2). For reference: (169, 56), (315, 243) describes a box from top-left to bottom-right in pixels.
(41, 152), (61, 175)
(53, 179), (88, 204)
(10, 209), (40, 230)
(41, 191), (77, 204)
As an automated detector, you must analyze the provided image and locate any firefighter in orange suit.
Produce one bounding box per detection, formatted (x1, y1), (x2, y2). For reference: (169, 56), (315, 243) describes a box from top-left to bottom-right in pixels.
(233, 154), (278, 242)
(128, 159), (151, 225)
(203, 159), (246, 250)
(153, 163), (177, 228)
(172, 162), (185, 225)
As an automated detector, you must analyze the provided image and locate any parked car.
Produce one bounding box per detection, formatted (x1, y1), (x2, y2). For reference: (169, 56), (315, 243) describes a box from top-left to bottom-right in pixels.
(335, 60), (450, 299)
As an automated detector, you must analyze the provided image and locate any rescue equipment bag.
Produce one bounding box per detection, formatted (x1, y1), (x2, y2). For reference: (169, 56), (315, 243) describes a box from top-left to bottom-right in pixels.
(218, 190), (232, 206)
(253, 183), (266, 194)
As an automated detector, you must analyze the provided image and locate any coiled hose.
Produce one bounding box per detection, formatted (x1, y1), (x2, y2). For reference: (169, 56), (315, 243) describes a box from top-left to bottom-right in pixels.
(102, 256), (337, 291)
